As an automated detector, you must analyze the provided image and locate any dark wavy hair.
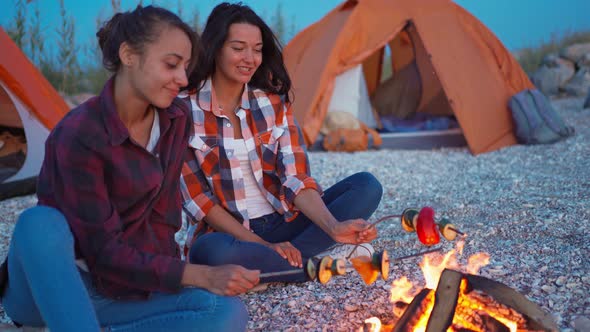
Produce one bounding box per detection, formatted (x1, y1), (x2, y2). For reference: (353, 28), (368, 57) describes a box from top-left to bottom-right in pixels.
(97, 5), (200, 75)
(187, 2), (291, 101)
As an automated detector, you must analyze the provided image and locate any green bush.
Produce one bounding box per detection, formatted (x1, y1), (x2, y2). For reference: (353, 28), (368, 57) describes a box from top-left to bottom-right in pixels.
(517, 30), (590, 75)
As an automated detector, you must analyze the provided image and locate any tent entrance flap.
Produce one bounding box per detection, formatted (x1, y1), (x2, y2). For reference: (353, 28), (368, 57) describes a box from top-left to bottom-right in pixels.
(0, 84), (27, 185)
(0, 82), (49, 184)
(372, 22), (452, 121)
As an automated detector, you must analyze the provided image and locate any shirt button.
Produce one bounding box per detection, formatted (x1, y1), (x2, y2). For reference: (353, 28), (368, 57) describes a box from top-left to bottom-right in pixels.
(227, 152), (232, 157)
(226, 123), (231, 127)
(202, 144), (207, 149)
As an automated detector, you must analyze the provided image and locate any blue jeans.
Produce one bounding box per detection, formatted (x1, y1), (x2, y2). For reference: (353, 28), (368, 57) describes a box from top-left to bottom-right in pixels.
(1, 206), (247, 332)
(190, 172), (383, 283)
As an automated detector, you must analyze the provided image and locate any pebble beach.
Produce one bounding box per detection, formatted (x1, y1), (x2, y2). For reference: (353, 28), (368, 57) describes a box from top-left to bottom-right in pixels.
(0, 97), (588, 331)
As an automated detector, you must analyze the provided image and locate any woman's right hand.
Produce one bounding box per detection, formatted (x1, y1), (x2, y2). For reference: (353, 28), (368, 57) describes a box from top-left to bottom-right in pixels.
(206, 265), (260, 296)
(183, 264), (260, 296)
(267, 242), (302, 268)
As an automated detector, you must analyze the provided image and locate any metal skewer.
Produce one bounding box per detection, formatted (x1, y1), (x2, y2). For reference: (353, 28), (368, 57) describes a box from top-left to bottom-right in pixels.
(260, 259), (319, 281)
(259, 269), (302, 278)
(390, 246), (442, 261)
(345, 214), (401, 260)
(447, 226), (465, 236)
(257, 247), (444, 285)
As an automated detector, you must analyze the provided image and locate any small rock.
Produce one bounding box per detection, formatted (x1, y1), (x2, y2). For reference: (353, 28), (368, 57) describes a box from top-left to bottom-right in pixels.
(541, 285), (556, 293)
(304, 320), (317, 329)
(573, 316), (590, 332)
(344, 304), (358, 312)
(322, 295), (334, 303)
(555, 276), (567, 286)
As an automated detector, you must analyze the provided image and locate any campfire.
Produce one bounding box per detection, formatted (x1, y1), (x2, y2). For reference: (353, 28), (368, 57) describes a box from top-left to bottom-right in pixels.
(361, 241), (558, 332)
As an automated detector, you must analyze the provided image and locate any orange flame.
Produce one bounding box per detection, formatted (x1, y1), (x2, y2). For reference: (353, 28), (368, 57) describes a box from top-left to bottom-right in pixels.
(453, 280), (518, 332)
(411, 291), (436, 332)
(420, 248), (459, 289)
(389, 276), (415, 304)
(367, 238), (498, 332)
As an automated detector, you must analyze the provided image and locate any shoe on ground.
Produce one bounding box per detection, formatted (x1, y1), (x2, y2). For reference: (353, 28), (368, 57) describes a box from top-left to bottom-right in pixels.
(314, 243), (375, 260)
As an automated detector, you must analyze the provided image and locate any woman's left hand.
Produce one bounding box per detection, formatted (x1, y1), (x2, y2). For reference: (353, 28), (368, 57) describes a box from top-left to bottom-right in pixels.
(267, 241), (303, 268)
(330, 219), (378, 244)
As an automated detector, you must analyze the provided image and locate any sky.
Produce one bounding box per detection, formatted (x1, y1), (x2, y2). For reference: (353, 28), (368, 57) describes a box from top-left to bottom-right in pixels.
(1, 0), (590, 64)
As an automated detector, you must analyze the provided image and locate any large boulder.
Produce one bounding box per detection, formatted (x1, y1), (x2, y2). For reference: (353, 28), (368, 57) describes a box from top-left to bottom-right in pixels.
(578, 53), (590, 68)
(562, 68), (590, 97)
(560, 43), (590, 63)
(531, 54), (576, 95)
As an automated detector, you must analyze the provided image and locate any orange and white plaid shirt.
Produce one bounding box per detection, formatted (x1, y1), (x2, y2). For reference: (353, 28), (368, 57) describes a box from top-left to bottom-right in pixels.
(180, 79), (322, 253)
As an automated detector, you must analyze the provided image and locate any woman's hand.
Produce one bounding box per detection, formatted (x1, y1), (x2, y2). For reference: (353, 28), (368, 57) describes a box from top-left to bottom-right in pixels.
(267, 241), (302, 268)
(330, 219), (378, 244)
(183, 264), (260, 296)
(205, 265), (260, 296)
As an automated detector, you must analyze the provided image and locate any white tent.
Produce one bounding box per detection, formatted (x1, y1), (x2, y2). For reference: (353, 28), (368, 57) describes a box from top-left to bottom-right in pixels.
(327, 64), (378, 128)
(0, 27), (68, 200)
(1, 82), (50, 185)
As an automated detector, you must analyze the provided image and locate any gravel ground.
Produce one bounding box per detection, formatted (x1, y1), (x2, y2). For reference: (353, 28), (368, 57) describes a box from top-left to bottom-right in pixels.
(0, 97), (588, 331)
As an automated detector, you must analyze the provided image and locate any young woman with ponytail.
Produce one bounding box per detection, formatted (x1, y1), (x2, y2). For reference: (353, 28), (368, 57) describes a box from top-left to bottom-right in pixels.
(0, 5), (257, 332)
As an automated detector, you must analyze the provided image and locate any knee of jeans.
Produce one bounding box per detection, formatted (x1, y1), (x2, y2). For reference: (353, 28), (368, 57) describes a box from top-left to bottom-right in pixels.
(14, 206), (73, 252)
(189, 233), (238, 265)
(178, 289), (248, 331)
(355, 172), (383, 202)
(215, 296), (248, 330)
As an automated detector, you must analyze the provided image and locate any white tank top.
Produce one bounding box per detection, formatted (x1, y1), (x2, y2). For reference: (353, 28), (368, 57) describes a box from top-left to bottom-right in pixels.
(232, 138), (274, 218)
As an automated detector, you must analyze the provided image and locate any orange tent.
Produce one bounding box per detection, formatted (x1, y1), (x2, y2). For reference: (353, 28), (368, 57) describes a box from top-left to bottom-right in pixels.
(283, 0), (534, 155)
(0, 27), (69, 199)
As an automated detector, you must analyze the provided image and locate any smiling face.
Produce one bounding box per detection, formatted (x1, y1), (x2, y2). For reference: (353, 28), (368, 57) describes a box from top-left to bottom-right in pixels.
(127, 26), (192, 109)
(213, 22), (263, 88)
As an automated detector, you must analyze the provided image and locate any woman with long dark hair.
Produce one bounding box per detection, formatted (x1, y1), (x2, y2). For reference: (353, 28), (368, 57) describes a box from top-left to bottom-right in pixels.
(181, 2), (383, 286)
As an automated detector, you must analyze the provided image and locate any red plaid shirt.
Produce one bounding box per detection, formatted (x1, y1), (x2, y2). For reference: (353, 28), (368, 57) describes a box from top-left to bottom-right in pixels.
(37, 78), (191, 299)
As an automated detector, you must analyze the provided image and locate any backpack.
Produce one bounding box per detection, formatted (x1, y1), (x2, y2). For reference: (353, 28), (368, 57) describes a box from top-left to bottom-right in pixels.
(508, 89), (574, 144)
(322, 121), (382, 152)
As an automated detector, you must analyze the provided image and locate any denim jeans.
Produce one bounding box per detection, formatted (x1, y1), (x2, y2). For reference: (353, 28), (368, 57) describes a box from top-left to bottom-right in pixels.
(1, 206), (247, 332)
(190, 172), (383, 283)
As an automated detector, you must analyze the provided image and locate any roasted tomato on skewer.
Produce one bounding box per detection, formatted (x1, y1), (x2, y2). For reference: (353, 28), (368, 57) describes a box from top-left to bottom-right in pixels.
(416, 206), (440, 245)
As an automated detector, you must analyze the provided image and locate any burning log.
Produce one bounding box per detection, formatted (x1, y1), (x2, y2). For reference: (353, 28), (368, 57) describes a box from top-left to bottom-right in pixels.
(384, 269), (558, 332)
(391, 289), (434, 332)
(426, 268), (462, 331)
(464, 273), (557, 331)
